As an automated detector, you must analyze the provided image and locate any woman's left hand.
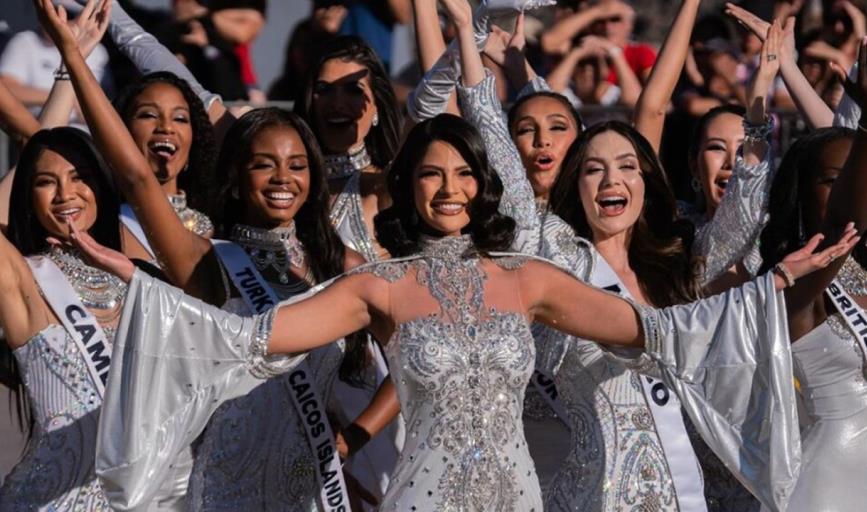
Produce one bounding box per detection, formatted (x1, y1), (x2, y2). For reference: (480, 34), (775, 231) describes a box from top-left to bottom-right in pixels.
(32, 0), (81, 55)
(780, 223), (861, 282)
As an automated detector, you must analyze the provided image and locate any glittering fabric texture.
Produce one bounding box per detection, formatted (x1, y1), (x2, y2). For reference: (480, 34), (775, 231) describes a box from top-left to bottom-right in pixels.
(329, 171), (379, 263)
(0, 325), (111, 511)
(349, 236), (542, 511)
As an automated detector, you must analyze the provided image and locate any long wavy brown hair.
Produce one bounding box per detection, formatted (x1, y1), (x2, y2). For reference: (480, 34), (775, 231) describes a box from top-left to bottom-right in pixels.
(549, 121), (703, 307)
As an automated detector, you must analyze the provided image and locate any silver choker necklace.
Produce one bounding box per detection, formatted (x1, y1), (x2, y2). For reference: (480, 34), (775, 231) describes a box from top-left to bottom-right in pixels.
(47, 246), (127, 310)
(419, 234), (477, 262)
(231, 223), (312, 286)
(168, 192), (213, 236)
(323, 144), (372, 180)
(838, 256), (867, 296)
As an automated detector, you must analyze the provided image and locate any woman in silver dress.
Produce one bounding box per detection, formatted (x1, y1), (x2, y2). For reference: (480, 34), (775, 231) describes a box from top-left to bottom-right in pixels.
(112, 71), (219, 261)
(0, 127), (127, 510)
(758, 121), (867, 510)
(37, 3), (403, 507)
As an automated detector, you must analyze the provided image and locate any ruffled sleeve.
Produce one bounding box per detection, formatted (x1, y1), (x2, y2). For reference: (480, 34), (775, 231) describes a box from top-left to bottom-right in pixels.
(638, 272), (800, 512)
(695, 148), (775, 284)
(95, 270), (305, 510)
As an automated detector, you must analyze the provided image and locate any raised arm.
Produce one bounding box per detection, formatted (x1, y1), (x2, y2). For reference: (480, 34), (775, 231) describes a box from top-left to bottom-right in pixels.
(786, 40), (867, 317)
(539, 4), (606, 56)
(64, 0), (234, 137)
(586, 35), (642, 107)
(444, 0), (539, 242)
(34, 0), (217, 300)
(634, 0), (701, 152)
(726, 4), (834, 129)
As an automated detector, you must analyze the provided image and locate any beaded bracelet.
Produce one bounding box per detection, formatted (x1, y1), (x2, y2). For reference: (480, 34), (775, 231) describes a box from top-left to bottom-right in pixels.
(773, 262), (796, 288)
(742, 116), (774, 142)
(53, 65), (70, 81)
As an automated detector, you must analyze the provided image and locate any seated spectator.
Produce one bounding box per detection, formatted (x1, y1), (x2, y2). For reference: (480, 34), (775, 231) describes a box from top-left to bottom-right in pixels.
(0, 27), (109, 112)
(339, 0), (411, 73)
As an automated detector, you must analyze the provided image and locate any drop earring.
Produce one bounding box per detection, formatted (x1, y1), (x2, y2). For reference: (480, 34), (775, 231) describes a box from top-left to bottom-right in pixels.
(372, 112), (379, 127)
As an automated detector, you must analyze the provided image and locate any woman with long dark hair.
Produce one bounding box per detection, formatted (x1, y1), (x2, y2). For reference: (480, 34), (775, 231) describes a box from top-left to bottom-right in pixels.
(90, 100), (853, 512)
(112, 71), (218, 262)
(295, 35), (401, 262)
(35, 2), (402, 508)
(757, 121), (867, 510)
(0, 127), (124, 510)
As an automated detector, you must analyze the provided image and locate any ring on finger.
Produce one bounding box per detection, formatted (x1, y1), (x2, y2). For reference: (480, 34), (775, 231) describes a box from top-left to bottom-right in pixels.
(767, 54), (778, 61)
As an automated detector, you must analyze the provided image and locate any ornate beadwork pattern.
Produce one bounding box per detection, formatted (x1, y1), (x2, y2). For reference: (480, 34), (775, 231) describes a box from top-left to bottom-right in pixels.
(231, 223), (313, 291)
(687, 151), (775, 284)
(375, 236), (542, 510)
(48, 247), (127, 311)
(0, 325), (111, 511)
(838, 256), (867, 297)
(323, 144), (372, 180)
(329, 172), (379, 263)
(169, 192), (213, 236)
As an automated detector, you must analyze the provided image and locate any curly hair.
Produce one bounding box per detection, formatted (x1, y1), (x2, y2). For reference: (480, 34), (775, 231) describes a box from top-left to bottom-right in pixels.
(759, 127), (859, 272)
(550, 121), (703, 307)
(295, 36), (401, 170)
(113, 71), (218, 218)
(4, 127), (121, 435)
(375, 114), (516, 257)
(209, 108), (370, 384)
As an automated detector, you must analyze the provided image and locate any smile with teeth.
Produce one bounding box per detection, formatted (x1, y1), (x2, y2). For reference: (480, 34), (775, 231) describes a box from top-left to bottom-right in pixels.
(431, 202), (465, 215)
(264, 191), (296, 207)
(597, 195), (628, 216)
(149, 140), (178, 159)
(54, 207), (82, 220)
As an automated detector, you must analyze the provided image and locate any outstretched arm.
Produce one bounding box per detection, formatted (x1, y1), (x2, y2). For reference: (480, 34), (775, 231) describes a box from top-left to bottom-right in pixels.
(635, 0), (701, 152)
(540, 3), (608, 56)
(34, 0), (218, 301)
(0, 79), (38, 141)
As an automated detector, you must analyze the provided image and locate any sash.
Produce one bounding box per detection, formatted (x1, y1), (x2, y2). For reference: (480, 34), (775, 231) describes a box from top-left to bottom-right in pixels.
(590, 256), (707, 512)
(826, 280), (867, 360)
(119, 204), (155, 259)
(530, 368), (570, 426)
(212, 239), (351, 511)
(27, 256), (112, 398)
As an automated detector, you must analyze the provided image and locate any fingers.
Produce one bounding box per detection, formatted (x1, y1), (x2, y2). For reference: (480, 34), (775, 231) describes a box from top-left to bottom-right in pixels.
(80, 0), (96, 21)
(801, 232), (825, 255)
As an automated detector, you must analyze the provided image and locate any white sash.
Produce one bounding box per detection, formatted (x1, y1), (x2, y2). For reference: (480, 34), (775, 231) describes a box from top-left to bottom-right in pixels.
(212, 240), (352, 511)
(27, 256), (112, 398)
(826, 279), (867, 360)
(530, 368), (570, 425)
(119, 204), (155, 259)
(590, 257), (707, 512)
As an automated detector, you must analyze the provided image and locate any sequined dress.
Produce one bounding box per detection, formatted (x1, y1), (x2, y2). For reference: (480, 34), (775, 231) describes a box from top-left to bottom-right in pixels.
(187, 231), (344, 511)
(0, 254), (127, 511)
(453, 74), (777, 510)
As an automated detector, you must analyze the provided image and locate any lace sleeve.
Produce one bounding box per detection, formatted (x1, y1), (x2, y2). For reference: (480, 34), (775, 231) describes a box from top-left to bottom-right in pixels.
(457, 74), (540, 245)
(695, 149), (774, 284)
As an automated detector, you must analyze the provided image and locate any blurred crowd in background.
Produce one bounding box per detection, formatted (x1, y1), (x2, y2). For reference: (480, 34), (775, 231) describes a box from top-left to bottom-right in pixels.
(0, 0), (864, 200)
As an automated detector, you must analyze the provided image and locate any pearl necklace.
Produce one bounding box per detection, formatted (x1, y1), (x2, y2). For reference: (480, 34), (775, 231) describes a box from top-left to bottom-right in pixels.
(323, 144), (372, 180)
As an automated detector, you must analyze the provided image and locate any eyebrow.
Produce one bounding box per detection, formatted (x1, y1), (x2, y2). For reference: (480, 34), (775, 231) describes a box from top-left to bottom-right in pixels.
(583, 153), (636, 164)
(250, 152), (308, 159)
(547, 113), (571, 123)
(134, 101), (189, 112)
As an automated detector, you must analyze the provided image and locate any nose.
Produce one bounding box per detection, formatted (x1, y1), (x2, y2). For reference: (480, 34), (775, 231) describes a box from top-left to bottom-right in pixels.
(155, 113), (175, 133)
(55, 179), (77, 203)
(440, 172), (459, 196)
(534, 128), (552, 148)
(270, 163), (292, 183)
(724, 146), (736, 170)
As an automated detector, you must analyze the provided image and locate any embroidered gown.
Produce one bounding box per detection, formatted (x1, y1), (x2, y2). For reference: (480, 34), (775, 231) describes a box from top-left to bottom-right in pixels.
(443, 70), (774, 509)
(0, 254), (128, 511)
(97, 224), (798, 512)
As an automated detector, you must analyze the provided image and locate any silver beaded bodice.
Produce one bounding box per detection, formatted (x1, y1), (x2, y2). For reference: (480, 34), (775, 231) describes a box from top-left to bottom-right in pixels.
(329, 171), (380, 263)
(838, 256), (867, 297)
(351, 236), (542, 511)
(48, 247), (127, 312)
(230, 223), (313, 295)
(190, 263), (344, 512)
(0, 324), (110, 511)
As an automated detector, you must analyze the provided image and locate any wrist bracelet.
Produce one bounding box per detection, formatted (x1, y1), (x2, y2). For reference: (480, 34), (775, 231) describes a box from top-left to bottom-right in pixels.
(774, 262), (796, 288)
(341, 422), (371, 457)
(54, 65), (70, 81)
(742, 115), (774, 142)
